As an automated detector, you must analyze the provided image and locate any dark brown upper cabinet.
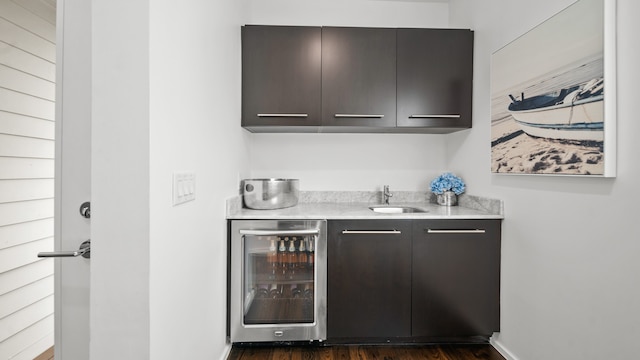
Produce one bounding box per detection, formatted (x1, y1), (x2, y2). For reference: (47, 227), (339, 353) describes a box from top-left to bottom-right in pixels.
(321, 27), (397, 129)
(241, 26), (473, 133)
(397, 28), (474, 132)
(241, 25), (322, 131)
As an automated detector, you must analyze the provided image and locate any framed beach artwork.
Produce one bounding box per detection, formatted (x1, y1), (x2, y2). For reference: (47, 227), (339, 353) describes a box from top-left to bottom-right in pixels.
(490, 0), (616, 177)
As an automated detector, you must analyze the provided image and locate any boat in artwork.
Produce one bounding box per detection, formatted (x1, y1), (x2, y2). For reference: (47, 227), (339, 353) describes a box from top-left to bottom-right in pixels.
(507, 78), (604, 142)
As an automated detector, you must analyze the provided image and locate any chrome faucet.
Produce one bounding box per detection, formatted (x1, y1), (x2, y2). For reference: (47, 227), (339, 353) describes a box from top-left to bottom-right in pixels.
(383, 185), (393, 205)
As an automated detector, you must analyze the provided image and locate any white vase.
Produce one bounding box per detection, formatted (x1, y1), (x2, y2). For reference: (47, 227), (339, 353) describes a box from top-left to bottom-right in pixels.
(436, 191), (458, 206)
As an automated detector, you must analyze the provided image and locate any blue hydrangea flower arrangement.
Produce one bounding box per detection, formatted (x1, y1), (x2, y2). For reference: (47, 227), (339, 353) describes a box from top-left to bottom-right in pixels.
(430, 172), (466, 195)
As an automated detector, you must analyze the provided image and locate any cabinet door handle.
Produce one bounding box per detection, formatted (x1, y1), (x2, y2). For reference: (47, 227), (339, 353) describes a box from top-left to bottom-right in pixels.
(342, 230), (401, 234)
(334, 114), (385, 118)
(409, 114), (461, 119)
(257, 113), (309, 118)
(426, 229), (486, 234)
(240, 229), (319, 236)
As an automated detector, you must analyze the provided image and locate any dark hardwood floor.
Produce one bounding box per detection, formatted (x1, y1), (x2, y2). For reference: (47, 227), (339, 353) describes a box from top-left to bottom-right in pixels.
(228, 344), (506, 360)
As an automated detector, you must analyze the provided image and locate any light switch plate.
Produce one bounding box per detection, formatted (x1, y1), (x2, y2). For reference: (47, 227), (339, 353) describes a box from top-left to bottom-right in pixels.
(173, 172), (195, 206)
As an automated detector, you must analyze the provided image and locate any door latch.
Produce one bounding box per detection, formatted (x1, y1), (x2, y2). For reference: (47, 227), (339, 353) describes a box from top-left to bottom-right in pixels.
(79, 201), (91, 219)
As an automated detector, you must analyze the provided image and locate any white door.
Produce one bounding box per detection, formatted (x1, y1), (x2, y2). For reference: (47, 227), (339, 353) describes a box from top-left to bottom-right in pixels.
(47, 0), (92, 358)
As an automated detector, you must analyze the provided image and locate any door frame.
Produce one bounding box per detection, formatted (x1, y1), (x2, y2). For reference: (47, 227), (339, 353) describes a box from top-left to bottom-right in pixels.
(54, 0), (92, 358)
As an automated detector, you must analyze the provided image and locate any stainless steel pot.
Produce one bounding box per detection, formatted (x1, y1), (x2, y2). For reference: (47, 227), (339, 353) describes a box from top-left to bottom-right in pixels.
(242, 178), (299, 210)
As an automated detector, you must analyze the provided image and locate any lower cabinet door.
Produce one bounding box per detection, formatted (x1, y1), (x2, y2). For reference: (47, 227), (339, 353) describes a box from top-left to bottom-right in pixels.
(412, 220), (501, 338)
(327, 220), (412, 340)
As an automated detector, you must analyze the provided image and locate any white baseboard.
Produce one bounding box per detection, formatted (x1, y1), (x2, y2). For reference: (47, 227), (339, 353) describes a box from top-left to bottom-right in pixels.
(218, 343), (232, 360)
(490, 334), (520, 360)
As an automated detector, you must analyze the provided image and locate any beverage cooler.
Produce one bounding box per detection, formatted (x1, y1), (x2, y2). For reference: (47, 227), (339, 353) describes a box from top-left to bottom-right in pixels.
(229, 220), (327, 343)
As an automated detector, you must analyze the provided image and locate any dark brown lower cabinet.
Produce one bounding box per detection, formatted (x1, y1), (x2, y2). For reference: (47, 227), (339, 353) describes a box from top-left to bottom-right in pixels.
(327, 219), (501, 343)
(412, 220), (501, 339)
(327, 220), (412, 340)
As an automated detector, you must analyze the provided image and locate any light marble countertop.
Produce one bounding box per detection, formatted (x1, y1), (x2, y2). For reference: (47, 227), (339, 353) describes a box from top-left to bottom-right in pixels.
(226, 191), (504, 220)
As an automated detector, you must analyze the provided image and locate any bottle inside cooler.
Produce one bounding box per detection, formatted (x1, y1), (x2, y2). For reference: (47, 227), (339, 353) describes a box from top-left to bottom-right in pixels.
(308, 236), (315, 273)
(278, 238), (287, 278)
(287, 237), (298, 279)
(267, 237), (277, 279)
(298, 237), (308, 274)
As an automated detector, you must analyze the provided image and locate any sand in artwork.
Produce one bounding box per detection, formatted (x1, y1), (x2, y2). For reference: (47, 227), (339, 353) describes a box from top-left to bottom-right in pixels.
(491, 117), (603, 175)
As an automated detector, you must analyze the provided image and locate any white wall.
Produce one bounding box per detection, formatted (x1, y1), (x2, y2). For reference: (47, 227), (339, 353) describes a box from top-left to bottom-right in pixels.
(0, 0), (56, 358)
(148, 0), (249, 359)
(449, 0), (640, 359)
(245, 0), (454, 192)
(91, 0), (250, 359)
(246, 0), (449, 27)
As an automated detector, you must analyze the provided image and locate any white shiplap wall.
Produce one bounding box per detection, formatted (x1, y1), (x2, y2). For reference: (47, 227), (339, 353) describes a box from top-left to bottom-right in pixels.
(0, 0), (56, 359)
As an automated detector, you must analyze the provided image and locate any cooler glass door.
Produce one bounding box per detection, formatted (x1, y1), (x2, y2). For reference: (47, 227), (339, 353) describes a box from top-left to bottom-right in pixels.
(242, 233), (316, 325)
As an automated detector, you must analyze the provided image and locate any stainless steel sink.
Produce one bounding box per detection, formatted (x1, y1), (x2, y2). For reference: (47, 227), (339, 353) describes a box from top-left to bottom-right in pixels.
(369, 206), (427, 214)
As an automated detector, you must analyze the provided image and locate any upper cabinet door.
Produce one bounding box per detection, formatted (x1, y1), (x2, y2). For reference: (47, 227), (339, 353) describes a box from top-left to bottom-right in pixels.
(322, 27), (396, 128)
(397, 29), (474, 130)
(242, 26), (322, 129)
